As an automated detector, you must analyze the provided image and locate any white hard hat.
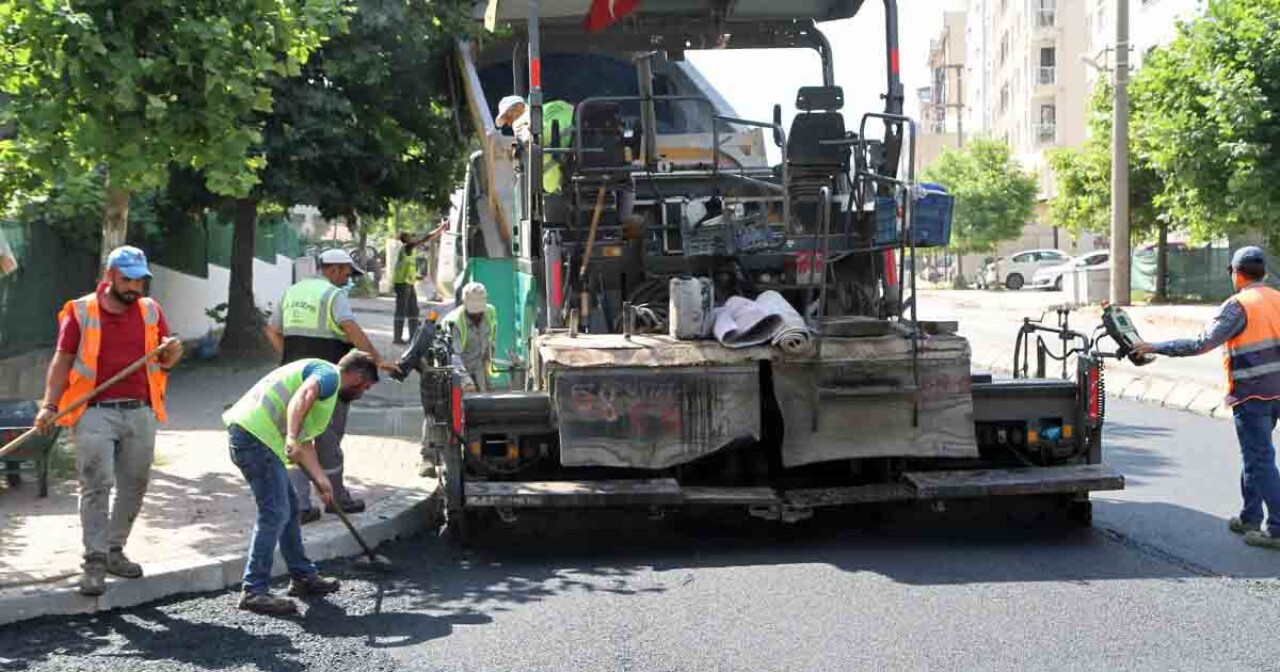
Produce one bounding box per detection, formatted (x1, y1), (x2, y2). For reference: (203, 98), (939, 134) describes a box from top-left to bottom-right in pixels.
(496, 95), (527, 125)
(318, 248), (365, 276)
(462, 282), (488, 315)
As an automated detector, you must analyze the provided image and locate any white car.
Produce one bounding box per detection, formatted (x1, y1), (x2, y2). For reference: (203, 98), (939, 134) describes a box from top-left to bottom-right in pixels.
(982, 249), (1070, 290)
(1030, 250), (1111, 290)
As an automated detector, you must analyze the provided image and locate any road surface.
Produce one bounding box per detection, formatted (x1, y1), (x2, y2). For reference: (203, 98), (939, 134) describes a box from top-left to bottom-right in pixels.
(1, 400), (1277, 672)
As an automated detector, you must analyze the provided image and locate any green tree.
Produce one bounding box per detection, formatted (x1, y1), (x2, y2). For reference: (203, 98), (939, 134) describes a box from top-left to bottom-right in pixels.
(1131, 0), (1280, 250)
(217, 0), (473, 354)
(921, 138), (1038, 286)
(1047, 83), (1168, 297)
(0, 0), (348, 264)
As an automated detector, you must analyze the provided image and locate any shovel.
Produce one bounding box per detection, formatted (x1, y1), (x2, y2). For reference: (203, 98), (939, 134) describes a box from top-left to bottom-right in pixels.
(299, 467), (393, 573)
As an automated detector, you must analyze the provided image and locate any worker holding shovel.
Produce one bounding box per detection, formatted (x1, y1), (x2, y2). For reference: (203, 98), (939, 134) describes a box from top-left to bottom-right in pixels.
(222, 350), (379, 615)
(33, 246), (184, 597)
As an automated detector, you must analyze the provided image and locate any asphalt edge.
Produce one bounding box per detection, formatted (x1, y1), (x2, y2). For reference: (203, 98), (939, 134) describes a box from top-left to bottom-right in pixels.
(0, 486), (439, 628)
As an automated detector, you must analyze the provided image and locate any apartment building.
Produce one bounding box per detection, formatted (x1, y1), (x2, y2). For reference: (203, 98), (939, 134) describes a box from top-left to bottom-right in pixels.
(964, 0), (1090, 199)
(915, 11), (968, 171)
(1085, 0), (1205, 88)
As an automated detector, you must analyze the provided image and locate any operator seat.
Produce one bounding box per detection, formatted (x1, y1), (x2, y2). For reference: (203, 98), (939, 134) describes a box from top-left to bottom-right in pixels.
(786, 86), (851, 233)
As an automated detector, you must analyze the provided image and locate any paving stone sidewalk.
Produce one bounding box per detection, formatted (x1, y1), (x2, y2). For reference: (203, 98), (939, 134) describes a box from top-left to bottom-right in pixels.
(0, 324), (436, 626)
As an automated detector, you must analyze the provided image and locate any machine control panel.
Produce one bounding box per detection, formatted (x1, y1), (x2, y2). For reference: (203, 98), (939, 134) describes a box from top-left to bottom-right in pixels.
(1102, 304), (1155, 366)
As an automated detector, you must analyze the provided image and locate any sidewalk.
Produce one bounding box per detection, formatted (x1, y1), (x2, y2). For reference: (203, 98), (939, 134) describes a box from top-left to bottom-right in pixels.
(920, 290), (1229, 417)
(0, 329), (437, 626)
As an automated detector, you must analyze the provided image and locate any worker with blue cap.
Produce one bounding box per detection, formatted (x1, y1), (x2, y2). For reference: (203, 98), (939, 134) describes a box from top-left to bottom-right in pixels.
(1133, 246), (1280, 549)
(34, 245), (184, 595)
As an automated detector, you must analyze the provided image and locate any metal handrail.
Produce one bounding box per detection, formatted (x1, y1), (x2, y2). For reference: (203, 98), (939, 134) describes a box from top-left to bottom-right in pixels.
(713, 114), (789, 231)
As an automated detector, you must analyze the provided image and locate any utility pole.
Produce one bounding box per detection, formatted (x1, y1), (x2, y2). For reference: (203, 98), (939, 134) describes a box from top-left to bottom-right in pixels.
(1109, 0), (1131, 305)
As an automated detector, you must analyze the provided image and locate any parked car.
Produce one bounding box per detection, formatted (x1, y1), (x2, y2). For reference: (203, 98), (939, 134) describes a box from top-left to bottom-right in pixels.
(1030, 250), (1111, 290)
(981, 249), (1070, 290)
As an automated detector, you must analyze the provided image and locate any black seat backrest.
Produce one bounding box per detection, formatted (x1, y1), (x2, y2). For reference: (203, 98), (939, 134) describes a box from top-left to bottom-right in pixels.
(577, 102), (627, 169)
(788, 86), (847, 167)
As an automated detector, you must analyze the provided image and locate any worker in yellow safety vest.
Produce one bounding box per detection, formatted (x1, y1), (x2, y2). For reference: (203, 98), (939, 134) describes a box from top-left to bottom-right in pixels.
(266, 247), (400, 524)
(439, 282), (498, 392)
(222, 350), (379, 616)
(496, 95), (574, 194)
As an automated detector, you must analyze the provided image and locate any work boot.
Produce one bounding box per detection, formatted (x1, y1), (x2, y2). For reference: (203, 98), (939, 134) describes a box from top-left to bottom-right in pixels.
(1229, 517), (1262, 535)
(419, 461), (438, 478)
(287, 574), (341, 597)
(79, 554), (107, 597)
(238, 591), (298, 616)
(325, 498), (366, 514)
(299, 508), (322, 526)
(106, 547), (143, 579)
(1244, 529), (1280, 550)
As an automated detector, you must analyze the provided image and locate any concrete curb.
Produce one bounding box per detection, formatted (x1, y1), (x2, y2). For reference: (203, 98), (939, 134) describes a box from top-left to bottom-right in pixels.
(0, 485), (438, 627)
(972, 346), (1224, 419)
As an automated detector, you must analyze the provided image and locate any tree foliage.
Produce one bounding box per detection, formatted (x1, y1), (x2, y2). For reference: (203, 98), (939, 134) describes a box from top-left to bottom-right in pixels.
(1131, 0), (1280, 246)
(921, 138), (1038, 254)
(258, 0), (474, 222)
(0, 0), (350, 256)
(1047, 82), (1162, 238)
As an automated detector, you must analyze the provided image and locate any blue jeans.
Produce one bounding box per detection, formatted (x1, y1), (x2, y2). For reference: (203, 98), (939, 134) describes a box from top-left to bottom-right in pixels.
(1231, 399), (1280, 535)
(229, 425), (317, 594)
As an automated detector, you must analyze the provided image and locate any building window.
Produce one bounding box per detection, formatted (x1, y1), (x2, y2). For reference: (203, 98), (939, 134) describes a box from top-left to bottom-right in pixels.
(1000, 83), (1010, 114)
(1036, 0), (1057, 27)
(1037, 104), (1057, 143)
(1000, 32), (1009, 65)
(1039, 47), (1057, 84)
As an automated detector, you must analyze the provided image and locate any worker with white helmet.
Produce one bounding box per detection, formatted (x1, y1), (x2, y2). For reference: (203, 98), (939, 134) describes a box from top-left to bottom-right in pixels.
(439, 282), (498, 392)
(496, 95), (574, 194)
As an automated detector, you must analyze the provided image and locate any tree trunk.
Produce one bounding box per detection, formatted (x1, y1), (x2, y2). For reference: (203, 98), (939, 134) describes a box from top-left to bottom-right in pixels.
(1155, 220), (1169, 303)
(100, 184), (130, 266)
(220, 197), (270, 358)
(952, 253), (967, 289)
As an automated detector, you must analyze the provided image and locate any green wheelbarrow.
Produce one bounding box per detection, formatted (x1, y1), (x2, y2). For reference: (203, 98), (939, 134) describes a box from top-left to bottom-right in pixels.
(0, 400), (61, 498)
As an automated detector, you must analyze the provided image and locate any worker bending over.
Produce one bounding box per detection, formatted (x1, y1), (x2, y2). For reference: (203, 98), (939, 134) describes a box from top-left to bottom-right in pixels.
(222, 350), (379, 615)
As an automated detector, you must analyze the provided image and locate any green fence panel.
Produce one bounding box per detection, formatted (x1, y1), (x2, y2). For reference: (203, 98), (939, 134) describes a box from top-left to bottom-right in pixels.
(468, 257), (518, 389)
(1132, 247), (1234, 302)
(207, 216), (233, 268)
(0, 221), (99, 358)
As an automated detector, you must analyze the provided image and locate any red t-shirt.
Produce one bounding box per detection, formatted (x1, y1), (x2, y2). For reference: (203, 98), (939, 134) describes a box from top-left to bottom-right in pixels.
(56, 284), (170, 402)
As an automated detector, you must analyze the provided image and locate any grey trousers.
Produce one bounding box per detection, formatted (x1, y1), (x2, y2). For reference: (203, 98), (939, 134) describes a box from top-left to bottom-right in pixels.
(74, 406), (157, 558)
(288, 399), (354, 511)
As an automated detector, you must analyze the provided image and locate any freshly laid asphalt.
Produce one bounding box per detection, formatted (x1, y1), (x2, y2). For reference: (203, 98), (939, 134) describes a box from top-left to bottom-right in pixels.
(2, 399), (1278, 672)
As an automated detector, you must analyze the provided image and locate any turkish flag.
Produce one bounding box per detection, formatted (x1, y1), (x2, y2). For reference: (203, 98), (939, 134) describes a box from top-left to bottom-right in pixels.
(583, 0), (641, 31)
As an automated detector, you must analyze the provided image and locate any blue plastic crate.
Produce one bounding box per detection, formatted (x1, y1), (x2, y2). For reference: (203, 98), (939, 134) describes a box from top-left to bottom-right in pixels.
(873, 183), (954, 248)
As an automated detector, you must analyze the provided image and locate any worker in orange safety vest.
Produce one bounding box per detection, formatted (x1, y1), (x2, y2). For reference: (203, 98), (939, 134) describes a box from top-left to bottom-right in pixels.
(34, 246), (184, 596)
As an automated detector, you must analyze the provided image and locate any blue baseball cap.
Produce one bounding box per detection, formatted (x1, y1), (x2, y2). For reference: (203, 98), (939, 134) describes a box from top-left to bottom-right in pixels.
(106, 246), (152, 279)
(1230, 246), (1267, 274)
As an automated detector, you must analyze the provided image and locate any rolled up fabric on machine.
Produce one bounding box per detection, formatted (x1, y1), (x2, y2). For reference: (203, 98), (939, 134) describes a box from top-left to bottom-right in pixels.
(713, 290), (813, 354)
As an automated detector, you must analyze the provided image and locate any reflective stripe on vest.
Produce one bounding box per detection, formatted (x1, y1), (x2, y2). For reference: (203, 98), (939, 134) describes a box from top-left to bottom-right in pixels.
(56, 293), (168, 427)
(1223, 286), (1280, 406)
(280, 278), (347, 340)
(221, 359), (338, 465)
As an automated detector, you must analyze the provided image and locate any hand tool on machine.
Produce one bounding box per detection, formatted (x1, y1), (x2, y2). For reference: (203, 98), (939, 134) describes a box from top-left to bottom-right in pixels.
(299, 467), (393, 573)
(0, 340), (173, 459)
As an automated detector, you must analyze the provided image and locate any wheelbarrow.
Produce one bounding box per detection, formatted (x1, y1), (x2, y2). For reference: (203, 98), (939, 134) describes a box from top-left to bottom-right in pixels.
(0, 400), (61, 498)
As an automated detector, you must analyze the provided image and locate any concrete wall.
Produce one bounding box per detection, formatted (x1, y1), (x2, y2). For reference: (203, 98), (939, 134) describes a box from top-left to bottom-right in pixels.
(148, 256), (296, 341)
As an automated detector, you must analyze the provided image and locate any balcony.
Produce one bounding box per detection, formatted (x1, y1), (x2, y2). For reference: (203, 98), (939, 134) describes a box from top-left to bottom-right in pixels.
(1035, 123), (1057, 144)
(1037, 66), (1057, 86)
(1036, 9), (1057, 28)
